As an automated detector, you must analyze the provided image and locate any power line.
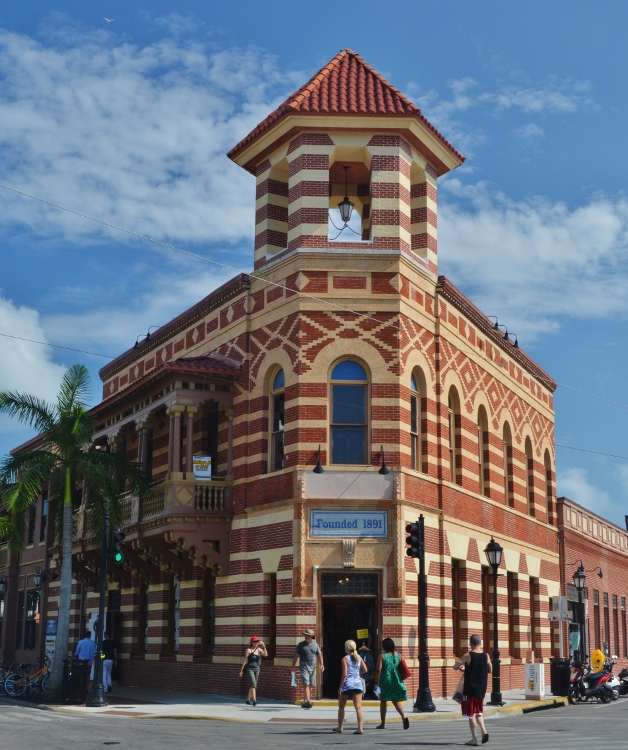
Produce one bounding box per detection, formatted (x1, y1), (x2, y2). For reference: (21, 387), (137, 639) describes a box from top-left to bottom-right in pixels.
(556, 444), (628, 461)
(2, 182), (628, 412)
(0, 332), (113, 359)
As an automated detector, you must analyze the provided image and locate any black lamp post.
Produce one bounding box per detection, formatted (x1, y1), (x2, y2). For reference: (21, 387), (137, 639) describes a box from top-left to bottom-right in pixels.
(484, 537), (504, 706)
(86, 511), (109, 707)
(572, 565), (586, 663)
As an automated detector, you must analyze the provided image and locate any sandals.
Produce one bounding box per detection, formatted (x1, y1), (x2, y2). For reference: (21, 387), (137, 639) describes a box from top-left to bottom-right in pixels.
(331, 727), (343, 734)
(376, 724), (386, 729)
(465, 741), (478, 746)
(403, 717), (410, 730)
(482, 734), (489, 744)
(353, 731), (363, 735)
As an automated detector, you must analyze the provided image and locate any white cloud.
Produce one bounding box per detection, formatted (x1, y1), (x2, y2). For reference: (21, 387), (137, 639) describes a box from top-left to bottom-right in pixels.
(558, 467), (616, 519)
(513, 123), (544, 142)
(439, 181), (628, 340)
(0, 294), (68, 450)
(0, 25), (303, 246)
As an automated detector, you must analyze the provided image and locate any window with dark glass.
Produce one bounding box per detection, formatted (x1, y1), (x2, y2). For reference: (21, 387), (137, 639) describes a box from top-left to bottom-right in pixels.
(525, 437), (534, 515)
(604, 592), (610, 652)
(25, 590), (40, 650)
(137, 580), (148, 653)
(270, 369), (285, 471)
(622, 597), (627, 658)
(452, 560), (462, 656)
(503, 423), (513, 506)
(507, 573), (516, 656)
(267, 573), (277, 658)
(530, 578), (538, 655)
(482, 566), (491, 650)
(478, 407), (489, 497)
(145, 427), (154, 481)
(206, 403), (219, 477)
(593, 590), (600, 649)
(410, 373), (420, 471)
(39, 491), (48, 543)
(544, 451), (552, 520)
(613, 595), (619, 657)
(330, 360), (368, 465)
(27, 502), (37, 545)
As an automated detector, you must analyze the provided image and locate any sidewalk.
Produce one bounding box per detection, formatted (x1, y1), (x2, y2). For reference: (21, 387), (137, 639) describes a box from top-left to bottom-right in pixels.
(1, 686), (567, 722)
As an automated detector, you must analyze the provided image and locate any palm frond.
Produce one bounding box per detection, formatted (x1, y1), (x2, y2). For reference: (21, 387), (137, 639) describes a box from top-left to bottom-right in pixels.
(57, 364), (91, 417)
(0, 392), (56, 434)
(0, 513), (10, 540)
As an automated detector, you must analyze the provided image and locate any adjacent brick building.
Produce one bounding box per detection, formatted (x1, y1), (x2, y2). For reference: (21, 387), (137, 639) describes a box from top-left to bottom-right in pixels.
(1, 50), (563, 699)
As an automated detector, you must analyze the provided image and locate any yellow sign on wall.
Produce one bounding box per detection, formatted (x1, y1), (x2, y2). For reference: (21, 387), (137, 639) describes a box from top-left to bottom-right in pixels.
(357, 629), (369, 640)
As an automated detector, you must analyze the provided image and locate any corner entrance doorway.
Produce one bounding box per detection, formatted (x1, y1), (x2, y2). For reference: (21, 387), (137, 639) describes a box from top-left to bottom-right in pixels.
(320, 573), (379, 698)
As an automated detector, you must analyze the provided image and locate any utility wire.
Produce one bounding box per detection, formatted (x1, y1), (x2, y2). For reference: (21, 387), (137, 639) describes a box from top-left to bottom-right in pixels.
(556, 444), (628, 461)
(2, 182), (628, 412)
(0, 332), (113, 359)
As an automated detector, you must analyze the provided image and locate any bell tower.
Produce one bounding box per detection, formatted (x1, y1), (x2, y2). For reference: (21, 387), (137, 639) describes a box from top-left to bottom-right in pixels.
(228, 49), (464, 275)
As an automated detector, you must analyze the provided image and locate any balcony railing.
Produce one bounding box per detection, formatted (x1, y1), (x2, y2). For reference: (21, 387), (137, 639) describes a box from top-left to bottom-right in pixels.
(121, 477), (232, 525)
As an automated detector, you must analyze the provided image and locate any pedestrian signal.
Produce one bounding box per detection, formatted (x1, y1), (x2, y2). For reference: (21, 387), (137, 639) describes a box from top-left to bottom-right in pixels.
(405, 521), (421, 558)
(111, 529), (126, 563)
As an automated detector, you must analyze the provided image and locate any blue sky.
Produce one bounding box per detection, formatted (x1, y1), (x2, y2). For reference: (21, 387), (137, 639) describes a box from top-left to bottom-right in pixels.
(1, 1), (627, 525)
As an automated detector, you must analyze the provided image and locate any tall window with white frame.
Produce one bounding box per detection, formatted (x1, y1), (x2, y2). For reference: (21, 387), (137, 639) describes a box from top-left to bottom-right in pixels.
(525, 437), (534, 515)
(330, 359), (368, 465)
(270, 369), (285, 472)
(503, 422), (513, 507)
(477, 407), (489, 497)
(410, 373), (420, 471)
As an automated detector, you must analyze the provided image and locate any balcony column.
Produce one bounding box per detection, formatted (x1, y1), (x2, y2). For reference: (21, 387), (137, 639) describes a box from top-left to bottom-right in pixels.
(167, 408), (175, 474)
(170, 405), (186, 478)
(185, 406), (198, 478)
(135, 418), (146, 467)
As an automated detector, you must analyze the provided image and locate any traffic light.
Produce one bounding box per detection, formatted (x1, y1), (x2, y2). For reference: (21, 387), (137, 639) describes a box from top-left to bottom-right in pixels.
(405, 521), (421, 558)
(111, 529), (125, 563)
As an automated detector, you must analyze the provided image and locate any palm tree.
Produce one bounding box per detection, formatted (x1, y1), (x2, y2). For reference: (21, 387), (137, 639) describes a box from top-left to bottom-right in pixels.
(0, 364), (146, 699)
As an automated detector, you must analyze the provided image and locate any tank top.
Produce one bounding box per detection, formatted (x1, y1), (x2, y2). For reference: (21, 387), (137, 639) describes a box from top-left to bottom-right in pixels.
(342, 654), (363, 692)
(463, 651), (489, 698)
(247, 648), (261, 670)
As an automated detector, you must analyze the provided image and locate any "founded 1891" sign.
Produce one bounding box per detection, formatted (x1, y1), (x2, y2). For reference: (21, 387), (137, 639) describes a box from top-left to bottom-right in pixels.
(310, 510), (388, 538)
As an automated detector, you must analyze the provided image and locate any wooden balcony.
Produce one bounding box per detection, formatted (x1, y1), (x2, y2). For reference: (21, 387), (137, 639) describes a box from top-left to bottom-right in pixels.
(121, 477), (232, 526)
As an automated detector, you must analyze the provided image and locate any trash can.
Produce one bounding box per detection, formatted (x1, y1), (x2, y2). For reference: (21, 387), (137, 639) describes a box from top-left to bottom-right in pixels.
(61, 658), (89, 704)
(549, 657), (571, 696)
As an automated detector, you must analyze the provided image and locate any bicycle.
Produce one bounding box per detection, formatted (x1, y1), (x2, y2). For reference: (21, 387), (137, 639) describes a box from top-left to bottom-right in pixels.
(4, 655), (49, 697)
(0, 659), (19, 696)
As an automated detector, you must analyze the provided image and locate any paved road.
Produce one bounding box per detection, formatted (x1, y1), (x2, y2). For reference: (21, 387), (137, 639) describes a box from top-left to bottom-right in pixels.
(2, 699), (628, 749)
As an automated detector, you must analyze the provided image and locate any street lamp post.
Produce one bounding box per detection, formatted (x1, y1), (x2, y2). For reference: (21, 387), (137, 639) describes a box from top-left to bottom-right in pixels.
(86, 511), (109, 708)
(572, 565), (586, 663)
(484, 537), (504, 706)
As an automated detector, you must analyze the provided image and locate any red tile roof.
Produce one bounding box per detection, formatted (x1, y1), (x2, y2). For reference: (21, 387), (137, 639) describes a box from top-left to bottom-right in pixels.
(228, 49), (464, 164)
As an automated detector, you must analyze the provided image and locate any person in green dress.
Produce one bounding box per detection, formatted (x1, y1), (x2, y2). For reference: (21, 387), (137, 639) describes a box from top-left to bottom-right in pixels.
(373, 638), (410, 729)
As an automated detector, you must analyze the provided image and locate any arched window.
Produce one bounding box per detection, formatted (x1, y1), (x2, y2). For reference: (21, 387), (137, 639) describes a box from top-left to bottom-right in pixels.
(503, 422), (513, 506)
(525, 437), (534, 515)
(477, 406), (489, 497)
(544, 450), (553, 522)
(448, 388), (460, 485)
(270, 369), (285, 471)
(410, 373), (420, 471)
(330, 359), (368, 465)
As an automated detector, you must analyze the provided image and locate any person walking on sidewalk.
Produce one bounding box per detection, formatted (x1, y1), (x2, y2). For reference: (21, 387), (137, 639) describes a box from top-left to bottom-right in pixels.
(332, 640), (368, 735)
(291, 629), (324, 708)
(373, 637), (409, 730)
(75, 631), (97, 693)
(239, 636), (267, 706)
(102, 631), (117, 694)
(453, 634), (491, 746)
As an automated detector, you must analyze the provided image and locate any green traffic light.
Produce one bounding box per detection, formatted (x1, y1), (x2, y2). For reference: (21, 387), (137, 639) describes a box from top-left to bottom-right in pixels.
(115, 552), (124, 562)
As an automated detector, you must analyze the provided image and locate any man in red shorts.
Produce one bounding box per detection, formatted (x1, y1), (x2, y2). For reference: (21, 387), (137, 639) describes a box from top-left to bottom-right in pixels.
(453, 634), (491, 746)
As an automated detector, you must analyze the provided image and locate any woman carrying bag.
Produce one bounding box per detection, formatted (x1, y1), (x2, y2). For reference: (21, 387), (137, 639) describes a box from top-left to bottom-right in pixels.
(332, 640), (368, 734)
(239, 636), (267, 706)
(373, 637), (410, 730)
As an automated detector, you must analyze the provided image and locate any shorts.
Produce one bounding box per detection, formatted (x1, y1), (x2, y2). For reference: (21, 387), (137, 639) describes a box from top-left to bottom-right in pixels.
(342, 688), (363, 696)
(300, 665), (317, 686)
(461, 695), (484, 718)
(246, 668), (260, 688)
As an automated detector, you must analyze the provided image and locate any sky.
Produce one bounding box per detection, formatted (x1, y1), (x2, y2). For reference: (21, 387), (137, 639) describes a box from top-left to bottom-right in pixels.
(0, 1), (627, 526)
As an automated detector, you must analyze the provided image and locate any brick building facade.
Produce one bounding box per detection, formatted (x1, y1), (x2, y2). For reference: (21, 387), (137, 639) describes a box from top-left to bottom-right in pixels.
(558, 496), (628, 669)
(2, 50), (562, 699)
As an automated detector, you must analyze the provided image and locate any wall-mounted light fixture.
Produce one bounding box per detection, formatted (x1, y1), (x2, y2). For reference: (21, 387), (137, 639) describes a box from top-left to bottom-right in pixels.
(0, 575), (6, 595)
(313, 445), (324, 474)
(378, 445), (390, 475)
(33, 566), (60, 589)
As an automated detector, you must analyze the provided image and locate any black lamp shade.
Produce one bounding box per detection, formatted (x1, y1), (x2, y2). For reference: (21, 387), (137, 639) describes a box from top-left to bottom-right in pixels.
(33, 568), (43, 587)
(573, 566), (586, 590)
(338, 196), (354, 224)
(0, 578), (5, 594)
(484, 537), (503, 569)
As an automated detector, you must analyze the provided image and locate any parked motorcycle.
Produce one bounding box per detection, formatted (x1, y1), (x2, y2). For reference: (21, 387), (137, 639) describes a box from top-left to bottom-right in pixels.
(603, 661), (621, 701)
(618, 666), (628, 696)
(568, 660), (614, 704)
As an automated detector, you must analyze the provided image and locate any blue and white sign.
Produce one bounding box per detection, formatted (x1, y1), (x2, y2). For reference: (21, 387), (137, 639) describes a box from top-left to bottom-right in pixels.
(310, 510), (388, 538)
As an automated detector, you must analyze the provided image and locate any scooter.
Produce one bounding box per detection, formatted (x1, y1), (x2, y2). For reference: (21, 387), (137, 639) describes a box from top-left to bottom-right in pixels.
(568, 660), (614, 704)
(618, 666), (628, 696)
(603, 660), (621, 700)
